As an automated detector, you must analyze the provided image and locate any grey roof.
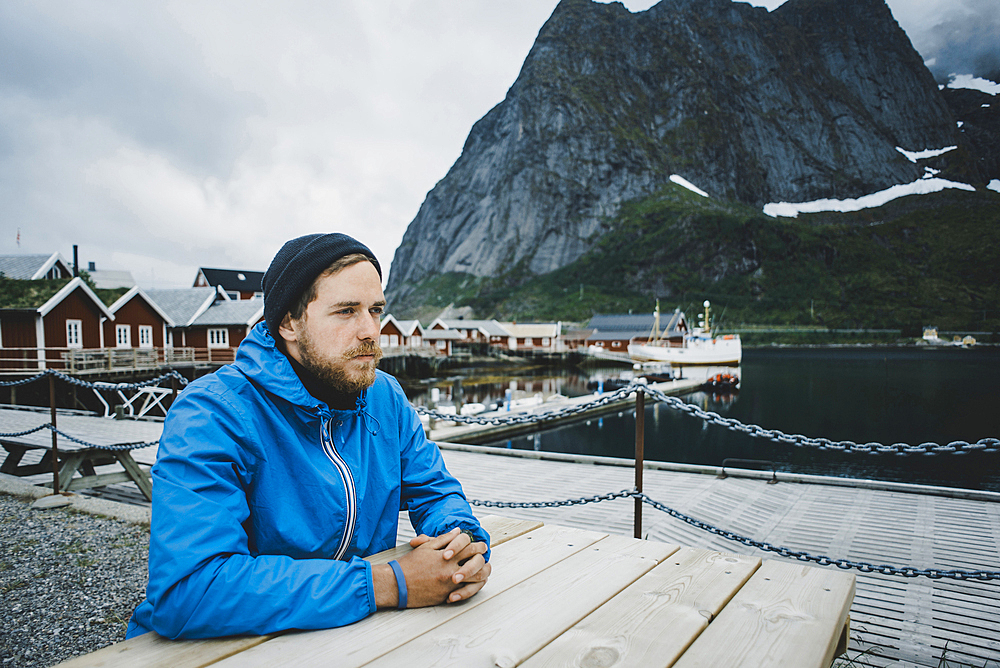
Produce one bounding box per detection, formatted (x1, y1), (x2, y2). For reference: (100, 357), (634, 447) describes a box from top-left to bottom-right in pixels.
(438, 319), (511, 337)
(145, 288), (218, 326)
(587, 309), (686, 339)
(192, 300), (264, 326)
(394, 319), (423, 335)
(0, 253), (70, 280)
(89, 269), (136, 289)
(423, 329), (462, 340)
(586, 313), (656, 332)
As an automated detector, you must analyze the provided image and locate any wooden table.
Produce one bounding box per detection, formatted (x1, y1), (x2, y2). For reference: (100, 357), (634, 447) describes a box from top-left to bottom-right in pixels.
(0, 408), (157, 501)
(57, 515), (855, 668)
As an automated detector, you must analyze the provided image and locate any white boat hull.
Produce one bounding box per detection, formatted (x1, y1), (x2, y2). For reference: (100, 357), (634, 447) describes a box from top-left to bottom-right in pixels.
(628, 337), (742, 365)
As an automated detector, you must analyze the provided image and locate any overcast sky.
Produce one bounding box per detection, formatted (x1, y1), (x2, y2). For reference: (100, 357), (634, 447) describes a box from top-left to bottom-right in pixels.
(2, 0), (996, 289)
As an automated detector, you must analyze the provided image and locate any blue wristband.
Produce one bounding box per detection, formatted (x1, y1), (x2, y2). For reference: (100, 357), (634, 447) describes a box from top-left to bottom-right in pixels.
(388, 560), (407, 610)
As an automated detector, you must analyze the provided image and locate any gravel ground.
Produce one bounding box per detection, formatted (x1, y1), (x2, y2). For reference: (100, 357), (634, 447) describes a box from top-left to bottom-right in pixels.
(0, 493), (149, 668)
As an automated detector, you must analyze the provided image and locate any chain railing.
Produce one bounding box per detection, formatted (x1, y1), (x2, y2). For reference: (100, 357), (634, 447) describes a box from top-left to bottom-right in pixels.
(0, 422), (160, 451)
(0, 368), (189, 390)
(415, 382), (1000, 456)
(0, 369), (185, 492)
(471, 489), (1000, 582)
(4, 370), (998, 579)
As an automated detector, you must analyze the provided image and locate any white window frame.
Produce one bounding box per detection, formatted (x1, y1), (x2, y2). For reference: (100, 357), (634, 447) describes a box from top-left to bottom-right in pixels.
(389, 334), (399, 347)
(66, 319), (82, 349)
(116, 324), (131, 348)
(165, 330), (174, 348)
(208, 328), (229, 348)
(138, 325), (153, 349)
(380, 334), (390, 347)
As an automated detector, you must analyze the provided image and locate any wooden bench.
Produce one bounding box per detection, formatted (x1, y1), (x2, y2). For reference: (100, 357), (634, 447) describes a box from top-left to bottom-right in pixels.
(0, 408), (159, 501)
(56, 514), (854, 667)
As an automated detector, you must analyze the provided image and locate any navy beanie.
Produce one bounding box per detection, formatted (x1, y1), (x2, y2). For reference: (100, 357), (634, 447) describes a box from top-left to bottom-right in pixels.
(262, 233), (382, 338)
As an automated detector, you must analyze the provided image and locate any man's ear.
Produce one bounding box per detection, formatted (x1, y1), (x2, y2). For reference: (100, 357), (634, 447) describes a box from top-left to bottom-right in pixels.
(278, 313), (298, 344)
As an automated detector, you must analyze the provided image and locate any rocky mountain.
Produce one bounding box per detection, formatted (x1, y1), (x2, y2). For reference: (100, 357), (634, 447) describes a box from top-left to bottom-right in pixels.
(386, 0), (984, 316)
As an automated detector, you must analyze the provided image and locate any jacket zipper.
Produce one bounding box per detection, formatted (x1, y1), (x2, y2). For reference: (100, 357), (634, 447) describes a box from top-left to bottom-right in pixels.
(320, 416), (357, 561)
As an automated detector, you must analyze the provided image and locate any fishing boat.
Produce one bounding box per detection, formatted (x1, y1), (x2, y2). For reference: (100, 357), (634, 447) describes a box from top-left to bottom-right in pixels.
(628, 300), (742, 366)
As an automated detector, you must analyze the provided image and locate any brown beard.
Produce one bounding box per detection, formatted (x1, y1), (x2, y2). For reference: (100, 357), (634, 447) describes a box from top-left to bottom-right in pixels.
(297, 333), (383, 395)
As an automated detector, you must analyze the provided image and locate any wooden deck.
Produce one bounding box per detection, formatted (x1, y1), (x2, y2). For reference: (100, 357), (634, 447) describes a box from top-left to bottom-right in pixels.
(3, 407), (999, 666)
(436, 448), (1000, 668)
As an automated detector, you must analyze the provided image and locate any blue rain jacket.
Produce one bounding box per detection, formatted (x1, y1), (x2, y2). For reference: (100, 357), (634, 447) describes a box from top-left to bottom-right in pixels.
(126, 322), (487, 639)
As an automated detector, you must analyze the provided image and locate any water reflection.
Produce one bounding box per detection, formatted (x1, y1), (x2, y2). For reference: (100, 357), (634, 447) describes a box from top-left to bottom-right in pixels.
(401, 348), (1000, 492)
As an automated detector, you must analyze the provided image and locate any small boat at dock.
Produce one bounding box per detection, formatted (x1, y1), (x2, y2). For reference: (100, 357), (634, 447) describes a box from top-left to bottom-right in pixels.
(699, 372), (740, 394)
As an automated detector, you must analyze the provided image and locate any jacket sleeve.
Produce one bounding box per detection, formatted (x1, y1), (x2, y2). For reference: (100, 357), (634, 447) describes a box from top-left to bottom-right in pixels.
(391, 378), (491, 556)
(142, 384), (376, 639)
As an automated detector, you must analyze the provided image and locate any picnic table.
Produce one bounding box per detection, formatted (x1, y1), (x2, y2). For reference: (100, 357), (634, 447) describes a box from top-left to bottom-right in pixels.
(57, 514), (854, 667)
(0, 408), (159, 501)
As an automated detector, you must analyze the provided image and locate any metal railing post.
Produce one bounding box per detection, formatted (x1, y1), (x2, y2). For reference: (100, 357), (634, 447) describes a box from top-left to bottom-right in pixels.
(171, 374), (178, 413)
(49, 373), (59, 494)
(634, 389), (644, 539)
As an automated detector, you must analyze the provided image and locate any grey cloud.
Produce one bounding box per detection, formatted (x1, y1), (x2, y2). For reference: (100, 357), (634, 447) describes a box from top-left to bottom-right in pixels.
(912, 0), (1000, 80)
(0, 2), (263, 176)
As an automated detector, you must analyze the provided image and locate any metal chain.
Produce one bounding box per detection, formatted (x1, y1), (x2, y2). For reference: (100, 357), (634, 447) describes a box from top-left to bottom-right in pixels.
(413, 385), (638, 426)
(417, 382), (999, 456)
(0, 422), (157, 451)
(471, 489), (1000, 581)
(0, 424), (51, 438)
(0, 368), (189, 390)
(639, 385), (1000, 456)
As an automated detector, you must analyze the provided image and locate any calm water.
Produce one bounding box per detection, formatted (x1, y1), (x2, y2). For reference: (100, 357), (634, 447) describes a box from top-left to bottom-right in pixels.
(406, 347), (1000, 492)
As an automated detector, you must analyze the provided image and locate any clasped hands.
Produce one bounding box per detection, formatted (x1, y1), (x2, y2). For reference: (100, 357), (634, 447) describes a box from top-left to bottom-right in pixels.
(374, 527), (491, 609)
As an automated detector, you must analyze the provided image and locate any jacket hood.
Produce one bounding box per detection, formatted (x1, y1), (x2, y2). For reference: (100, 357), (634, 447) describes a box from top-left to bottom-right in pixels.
(234, 321), (330, 411)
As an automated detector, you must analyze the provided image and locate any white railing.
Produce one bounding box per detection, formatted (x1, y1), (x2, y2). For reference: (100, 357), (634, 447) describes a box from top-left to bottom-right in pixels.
(0, 347), (234, 374)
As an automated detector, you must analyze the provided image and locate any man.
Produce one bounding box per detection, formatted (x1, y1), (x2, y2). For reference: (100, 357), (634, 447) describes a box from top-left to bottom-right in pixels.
(126, 233), (490, 639)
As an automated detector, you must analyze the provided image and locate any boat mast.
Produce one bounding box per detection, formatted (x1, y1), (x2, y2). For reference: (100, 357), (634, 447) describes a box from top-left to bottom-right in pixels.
(651, 299), (661, 344)
(702, 300), (711, 335)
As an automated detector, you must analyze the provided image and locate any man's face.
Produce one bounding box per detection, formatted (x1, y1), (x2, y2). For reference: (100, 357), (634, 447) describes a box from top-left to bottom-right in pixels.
(280, 260), (385, 394)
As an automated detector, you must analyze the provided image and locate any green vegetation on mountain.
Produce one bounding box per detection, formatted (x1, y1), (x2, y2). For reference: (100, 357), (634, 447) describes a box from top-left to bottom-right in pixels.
(398, 185), (1000, 333)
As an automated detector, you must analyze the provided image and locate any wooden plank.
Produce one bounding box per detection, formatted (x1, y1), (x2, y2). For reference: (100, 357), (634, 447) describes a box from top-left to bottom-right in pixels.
(52, 634), (272, 668)
(215, 523), (605, 668)
(51, 515), (543, 668)
(520, 548), (761, 668)
(671, 560), (856, 668)
(363, 535), (679, 668)
(57, 471), (135, 490)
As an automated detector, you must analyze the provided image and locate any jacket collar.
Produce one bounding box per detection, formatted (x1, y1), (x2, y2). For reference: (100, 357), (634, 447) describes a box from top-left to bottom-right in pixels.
(234, 321), (362, 412)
